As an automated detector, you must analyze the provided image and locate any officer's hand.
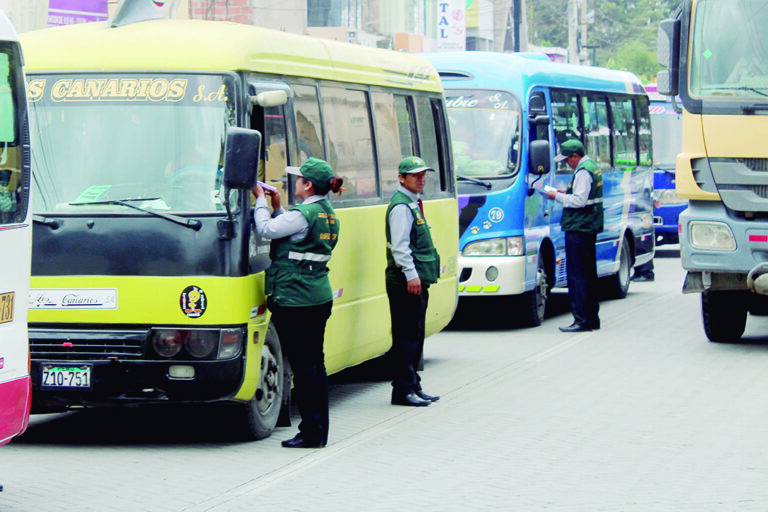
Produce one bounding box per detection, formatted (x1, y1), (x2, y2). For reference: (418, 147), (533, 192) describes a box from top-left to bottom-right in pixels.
(267, 189), (282, 212)
(252, 184), (265, 198)
(407, 277), (422, 295)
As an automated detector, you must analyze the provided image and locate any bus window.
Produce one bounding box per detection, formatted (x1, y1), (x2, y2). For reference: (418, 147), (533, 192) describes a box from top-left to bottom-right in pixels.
(581, 94), (611, 175)
(635, 96), (652, 167)
(414, 96), (445, 195)
(373, 92), (416, 197)
(0, 51), (19, 224)
(610, 97), (638, 170)
(291, 84), (324, 162)
(320, 86), (378, 201)
(551, 90), (582, 171)
(263, 106), (288, 200)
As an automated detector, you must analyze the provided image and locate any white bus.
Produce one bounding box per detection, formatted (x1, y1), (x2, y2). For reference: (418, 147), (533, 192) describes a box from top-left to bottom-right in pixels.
(0, 9), (31, 446)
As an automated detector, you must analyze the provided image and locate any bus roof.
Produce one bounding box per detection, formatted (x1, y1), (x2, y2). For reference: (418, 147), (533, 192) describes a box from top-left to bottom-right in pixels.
(421, 51), (645, 101)
(19, 19), (442, 92)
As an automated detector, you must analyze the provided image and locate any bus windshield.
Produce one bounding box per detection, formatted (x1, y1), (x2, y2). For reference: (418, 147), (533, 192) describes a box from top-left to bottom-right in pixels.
(28, 73), (236, 213)
(649, 100), (682, 168)
(690, 0), (768, 99)
(445, 89), (520, 178)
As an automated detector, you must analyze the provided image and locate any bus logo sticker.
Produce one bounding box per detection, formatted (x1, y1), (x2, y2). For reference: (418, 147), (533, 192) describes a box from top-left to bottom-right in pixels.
(471, 226), (480, 234)
(483, 220), (492, 229)
(488, 207), (504, 223)
(180, 286), (207, 318)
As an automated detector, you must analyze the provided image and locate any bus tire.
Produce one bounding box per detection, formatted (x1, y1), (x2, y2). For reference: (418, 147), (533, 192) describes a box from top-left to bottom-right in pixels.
(601, 239), (631, 299)
(519, 257), (548, 327)
(702, 290), (747, 342)
(239, 323), (285, 440)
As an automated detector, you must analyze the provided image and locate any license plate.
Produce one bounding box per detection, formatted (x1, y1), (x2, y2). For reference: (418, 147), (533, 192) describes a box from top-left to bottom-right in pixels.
(41, 364), (92, 389)
(0, 291), (13, 324)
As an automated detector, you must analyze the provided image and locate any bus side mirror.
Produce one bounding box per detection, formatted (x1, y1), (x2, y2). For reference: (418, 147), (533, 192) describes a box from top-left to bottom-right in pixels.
(529, 140), (551, 176)
(657, 18), (680, 96)
(223, 127), (261, 190)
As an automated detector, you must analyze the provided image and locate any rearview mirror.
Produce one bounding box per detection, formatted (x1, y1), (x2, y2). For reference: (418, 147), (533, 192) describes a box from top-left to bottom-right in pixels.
(657, 18), (680, 96)
(249, 90), (288, 107)
(223, 127), (261, 190)
(529, 140), (551, 176)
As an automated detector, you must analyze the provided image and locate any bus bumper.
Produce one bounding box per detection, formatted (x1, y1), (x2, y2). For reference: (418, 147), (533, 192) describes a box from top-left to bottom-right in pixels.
(29, 326), (245, 409)
(457, 255), (526, 296)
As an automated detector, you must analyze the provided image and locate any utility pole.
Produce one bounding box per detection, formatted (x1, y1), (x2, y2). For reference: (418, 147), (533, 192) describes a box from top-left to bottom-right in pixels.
(519, 0), (528, 52)
(513, 0), (520, 51)
(580, 0), (587, 64)
(493, 0), (512, 52)
(567, 0), (578, 64)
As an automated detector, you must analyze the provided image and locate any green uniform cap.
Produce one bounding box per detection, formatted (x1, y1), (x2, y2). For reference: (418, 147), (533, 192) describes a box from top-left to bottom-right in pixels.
(286, 157), (334, 188)
(555, 139), (585, 162)
(398, 156), (435, 174)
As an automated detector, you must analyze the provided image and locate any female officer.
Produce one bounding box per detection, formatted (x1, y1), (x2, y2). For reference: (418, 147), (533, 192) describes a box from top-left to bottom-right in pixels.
(252, 157), (343, 448)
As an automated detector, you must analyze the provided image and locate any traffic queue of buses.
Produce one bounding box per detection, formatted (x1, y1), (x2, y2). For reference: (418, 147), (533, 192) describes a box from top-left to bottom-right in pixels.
(3, 6), (673, 443)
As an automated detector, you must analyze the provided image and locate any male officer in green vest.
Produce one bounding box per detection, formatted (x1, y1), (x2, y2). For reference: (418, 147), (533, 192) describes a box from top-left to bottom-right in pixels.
(546, 139), (603, 332)
(386, 156), (441, 407)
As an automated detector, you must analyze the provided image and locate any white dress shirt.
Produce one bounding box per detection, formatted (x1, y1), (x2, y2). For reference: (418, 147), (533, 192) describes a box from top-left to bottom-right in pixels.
(554, 156), (593, 208)
(253, 194), (326, 241)
(388, 186), (421, 282)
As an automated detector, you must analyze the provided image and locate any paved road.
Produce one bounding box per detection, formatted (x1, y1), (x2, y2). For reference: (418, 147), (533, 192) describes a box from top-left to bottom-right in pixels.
(3, 252), (768, 511)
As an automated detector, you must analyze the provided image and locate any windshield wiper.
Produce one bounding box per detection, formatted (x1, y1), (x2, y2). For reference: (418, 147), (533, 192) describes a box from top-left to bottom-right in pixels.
(734, 86), (768, 98)
(32, 214), (60, 229)
(742, 103), (768, 114)
(457, 175), (492, 189)
(68, 197), (202, 231)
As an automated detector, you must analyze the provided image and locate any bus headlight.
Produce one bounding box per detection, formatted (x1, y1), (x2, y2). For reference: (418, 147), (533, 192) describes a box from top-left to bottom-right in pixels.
(186, 330), (218, 359)
(689, 221), (736, 251)
(152, 330), (184, 358)
(463, 236), (524, 256)
(657, 189), (685, 204)
(217, 328), (244, 359)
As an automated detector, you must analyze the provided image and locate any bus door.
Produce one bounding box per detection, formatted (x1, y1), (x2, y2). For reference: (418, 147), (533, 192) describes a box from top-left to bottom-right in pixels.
(524, 89), (557, 282)
(0, 27), (31, 446)
(549, 89), (583, 279)
(247, 81), (291, 273)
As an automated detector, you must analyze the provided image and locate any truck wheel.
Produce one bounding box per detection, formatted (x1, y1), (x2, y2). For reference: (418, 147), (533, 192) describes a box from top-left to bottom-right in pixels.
(601, 239), (631, 299)
(519, 257), (548, 327)
(702, 290), (747, 342)
(239, 323), (285, 440)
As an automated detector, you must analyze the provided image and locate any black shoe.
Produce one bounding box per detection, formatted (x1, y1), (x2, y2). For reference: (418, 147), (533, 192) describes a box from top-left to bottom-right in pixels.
(391, 391), (431, 407)
(558, 323), (594, 333)
(281, 434), (326, 448)
(415, 390), (440, 402)
(631, 274), (655, 282)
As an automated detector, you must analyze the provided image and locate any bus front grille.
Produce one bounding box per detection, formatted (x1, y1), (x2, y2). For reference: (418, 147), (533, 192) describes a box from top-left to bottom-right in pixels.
(29, 328), (148, 360)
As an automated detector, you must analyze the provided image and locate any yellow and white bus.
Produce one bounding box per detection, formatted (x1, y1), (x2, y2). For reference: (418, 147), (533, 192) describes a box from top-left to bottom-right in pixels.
(658, 0), (768, 342)
(0, 8), (31, 446)
(21, 12), (457, 439)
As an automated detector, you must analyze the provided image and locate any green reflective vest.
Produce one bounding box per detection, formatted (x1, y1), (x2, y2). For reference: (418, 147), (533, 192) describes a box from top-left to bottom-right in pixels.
(266, 199), (339, 306)
(561, 158), (604, 233)
(385, 190), (440, 286)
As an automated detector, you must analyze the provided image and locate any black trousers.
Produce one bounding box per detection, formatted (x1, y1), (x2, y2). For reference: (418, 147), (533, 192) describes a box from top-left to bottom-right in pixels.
(565, 230), (600, 328)
(386, 282), (428, 396)
(268, 299), (332, 443)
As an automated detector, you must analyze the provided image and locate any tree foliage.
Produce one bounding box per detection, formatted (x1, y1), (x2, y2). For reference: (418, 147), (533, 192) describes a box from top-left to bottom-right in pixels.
(526, 0), (681, 82)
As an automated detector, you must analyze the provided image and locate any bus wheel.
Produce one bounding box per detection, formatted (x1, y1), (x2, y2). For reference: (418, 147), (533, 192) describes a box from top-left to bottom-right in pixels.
(519, 257), (548, 327)
(702, 290), (747, 342)
(601, 240), (631, 299)
(240, 324), (284, 440)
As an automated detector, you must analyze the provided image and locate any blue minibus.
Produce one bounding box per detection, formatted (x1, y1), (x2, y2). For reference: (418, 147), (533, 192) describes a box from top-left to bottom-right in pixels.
(423, 51), (654, 326)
